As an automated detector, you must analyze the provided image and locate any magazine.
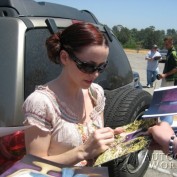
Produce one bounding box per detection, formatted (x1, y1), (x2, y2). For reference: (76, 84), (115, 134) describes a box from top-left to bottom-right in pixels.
(1, 154), (109, 177)
(142, 86), (177, 118)
(94, 118), (156, 166)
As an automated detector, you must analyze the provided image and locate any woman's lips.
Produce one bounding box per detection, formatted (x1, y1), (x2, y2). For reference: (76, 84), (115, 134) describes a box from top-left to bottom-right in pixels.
(84, 80), (93, 84)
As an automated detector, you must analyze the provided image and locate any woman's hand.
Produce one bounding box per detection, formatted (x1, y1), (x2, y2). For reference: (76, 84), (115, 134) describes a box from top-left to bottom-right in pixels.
(148, 122), (175, 154)
(114, 127), (125, 135)
(81, 127), (114, 159)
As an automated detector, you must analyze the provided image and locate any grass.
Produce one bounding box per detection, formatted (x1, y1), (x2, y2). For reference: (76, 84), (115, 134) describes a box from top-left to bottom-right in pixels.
(124, 48), (148, 54)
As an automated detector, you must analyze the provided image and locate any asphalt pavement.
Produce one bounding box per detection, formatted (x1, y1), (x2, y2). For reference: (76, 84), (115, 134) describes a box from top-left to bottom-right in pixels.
(125, 50), (177, 177)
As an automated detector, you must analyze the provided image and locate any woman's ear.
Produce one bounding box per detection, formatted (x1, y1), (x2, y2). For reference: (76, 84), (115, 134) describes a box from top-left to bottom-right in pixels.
(60, 50), (70, 65)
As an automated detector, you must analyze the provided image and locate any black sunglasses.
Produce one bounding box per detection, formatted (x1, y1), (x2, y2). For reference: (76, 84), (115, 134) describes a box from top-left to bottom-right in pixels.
(69, 53), (108, 74)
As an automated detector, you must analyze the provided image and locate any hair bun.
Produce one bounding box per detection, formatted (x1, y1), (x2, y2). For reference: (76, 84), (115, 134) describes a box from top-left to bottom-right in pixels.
(46, 31), (62, 64)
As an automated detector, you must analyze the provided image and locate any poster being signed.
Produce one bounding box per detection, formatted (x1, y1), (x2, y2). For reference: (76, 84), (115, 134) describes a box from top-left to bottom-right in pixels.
(94, 118), (156, 166)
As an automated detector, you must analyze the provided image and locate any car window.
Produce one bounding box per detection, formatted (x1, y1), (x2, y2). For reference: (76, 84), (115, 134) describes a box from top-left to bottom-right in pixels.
(25, 29), (61, 98)
(95, 34), (133, 90)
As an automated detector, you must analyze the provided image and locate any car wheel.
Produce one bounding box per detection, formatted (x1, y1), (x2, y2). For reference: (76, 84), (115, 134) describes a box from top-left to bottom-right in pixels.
(103, 86), (152, 177)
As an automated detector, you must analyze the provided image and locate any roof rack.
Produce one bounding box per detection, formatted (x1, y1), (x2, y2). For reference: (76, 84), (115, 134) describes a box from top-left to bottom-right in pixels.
(0, 0), (98, 24)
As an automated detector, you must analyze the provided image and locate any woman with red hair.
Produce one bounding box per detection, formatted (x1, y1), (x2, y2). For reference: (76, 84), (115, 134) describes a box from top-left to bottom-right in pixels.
(23, 22), (123, 166)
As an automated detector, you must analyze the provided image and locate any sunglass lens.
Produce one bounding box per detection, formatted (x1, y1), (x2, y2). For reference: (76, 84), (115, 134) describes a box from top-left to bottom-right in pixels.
(97, 62), (108, 73)
(80, 65), (95, 74)
(82, 62), (107, 74)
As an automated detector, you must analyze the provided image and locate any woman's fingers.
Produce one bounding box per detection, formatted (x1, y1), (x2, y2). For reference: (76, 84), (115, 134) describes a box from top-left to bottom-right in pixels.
(94, 127), (114, 139)
(114, 127), (125, 134)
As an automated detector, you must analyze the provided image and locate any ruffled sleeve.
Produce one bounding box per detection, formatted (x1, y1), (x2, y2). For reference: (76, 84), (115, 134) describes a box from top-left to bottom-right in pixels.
(89, 83), (105, 120)
(23, 90), (55, 132)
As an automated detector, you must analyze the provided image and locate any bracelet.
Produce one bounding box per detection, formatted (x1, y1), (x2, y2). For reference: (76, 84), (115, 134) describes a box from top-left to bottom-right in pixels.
(168, 135), (177, 159)
(173, 137), (177, 159)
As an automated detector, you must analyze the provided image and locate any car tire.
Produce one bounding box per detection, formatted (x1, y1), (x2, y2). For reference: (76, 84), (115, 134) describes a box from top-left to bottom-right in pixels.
(103, 86), (152, 177)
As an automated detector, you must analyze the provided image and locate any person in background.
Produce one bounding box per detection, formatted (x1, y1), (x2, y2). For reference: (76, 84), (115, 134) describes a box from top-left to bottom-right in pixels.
(148, 122), (177, 159)
(145, 44), (162, 88)
(23, 22), (123, 166)
(158, 36), (177, 86)
(157, 36), (177, 125)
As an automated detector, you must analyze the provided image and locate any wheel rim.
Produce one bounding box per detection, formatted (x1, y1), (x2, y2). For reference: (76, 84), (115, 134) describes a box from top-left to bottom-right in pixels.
(126, 149), (149, 173)
(125, 109), (149, 174)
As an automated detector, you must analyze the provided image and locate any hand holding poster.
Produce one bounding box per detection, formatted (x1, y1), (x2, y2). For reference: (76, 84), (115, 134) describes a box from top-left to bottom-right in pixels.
(94, 118), (156, 166)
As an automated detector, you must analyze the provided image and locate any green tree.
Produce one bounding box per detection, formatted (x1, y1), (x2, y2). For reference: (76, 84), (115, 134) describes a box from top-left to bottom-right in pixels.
(112, 25), (177, 50)
(112, 26), (130, 45)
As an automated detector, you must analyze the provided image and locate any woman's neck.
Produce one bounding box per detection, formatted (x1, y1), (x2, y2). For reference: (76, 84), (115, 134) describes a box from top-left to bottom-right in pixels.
(49, 75), (86, 103)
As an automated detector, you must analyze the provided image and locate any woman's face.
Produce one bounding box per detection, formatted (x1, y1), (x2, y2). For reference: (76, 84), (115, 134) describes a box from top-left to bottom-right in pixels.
(64, 45), (109, 89)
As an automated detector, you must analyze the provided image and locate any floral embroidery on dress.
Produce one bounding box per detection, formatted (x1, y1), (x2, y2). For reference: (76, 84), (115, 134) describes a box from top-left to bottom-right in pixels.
(77, 121), (101, 143)
(78, 124), (88, 143)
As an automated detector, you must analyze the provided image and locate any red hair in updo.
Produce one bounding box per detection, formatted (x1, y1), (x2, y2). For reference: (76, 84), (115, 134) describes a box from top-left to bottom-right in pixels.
(45, 22), (108, 64)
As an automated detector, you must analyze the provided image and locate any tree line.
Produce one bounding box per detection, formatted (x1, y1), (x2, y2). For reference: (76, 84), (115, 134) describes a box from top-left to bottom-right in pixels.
(112, 25), (177, 50)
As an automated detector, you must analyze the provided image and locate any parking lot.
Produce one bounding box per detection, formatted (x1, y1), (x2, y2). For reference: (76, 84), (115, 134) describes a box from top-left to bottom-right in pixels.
(125, 49), (177, 177)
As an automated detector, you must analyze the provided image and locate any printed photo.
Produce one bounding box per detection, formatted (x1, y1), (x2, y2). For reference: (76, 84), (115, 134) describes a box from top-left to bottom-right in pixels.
(94, 118), (156, 166)
(1, 154), (109, 177)
(143, 86), (177, 118)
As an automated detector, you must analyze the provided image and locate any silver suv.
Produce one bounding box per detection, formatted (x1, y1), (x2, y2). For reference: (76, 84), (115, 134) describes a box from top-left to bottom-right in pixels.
(0, 0), (152, 177)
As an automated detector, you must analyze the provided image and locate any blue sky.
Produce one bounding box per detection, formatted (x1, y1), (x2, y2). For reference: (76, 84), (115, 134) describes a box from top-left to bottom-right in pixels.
(36, 0), (177, 31)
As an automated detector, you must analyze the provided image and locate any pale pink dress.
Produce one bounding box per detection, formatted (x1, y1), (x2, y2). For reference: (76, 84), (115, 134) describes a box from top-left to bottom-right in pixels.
(23, 83), (105, 166)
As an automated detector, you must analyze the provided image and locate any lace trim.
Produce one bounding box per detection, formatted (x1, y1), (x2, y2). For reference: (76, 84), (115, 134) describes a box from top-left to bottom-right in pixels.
(89, 85), (105, 121)
(36, 86), (78, 123)
(36, 85), (105, 122)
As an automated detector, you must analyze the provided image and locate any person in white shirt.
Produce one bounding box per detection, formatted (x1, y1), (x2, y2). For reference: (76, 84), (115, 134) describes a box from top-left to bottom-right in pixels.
(145, 44), (162, 88)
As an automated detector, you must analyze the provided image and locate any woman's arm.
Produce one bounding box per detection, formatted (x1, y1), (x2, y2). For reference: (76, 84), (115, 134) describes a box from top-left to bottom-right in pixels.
(25, 126), (115, 165)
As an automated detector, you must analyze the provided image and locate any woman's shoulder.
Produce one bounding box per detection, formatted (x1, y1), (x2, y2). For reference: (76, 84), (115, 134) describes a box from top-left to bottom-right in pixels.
(89, 83), (105, 120)
(25, 86), (50, 101)
(23, 86), (56, 131)
(91, 83), (104, 91)
(23, 85), (57, 110)
(89, 83), (105, 103)
(90, 83), (104, 95)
